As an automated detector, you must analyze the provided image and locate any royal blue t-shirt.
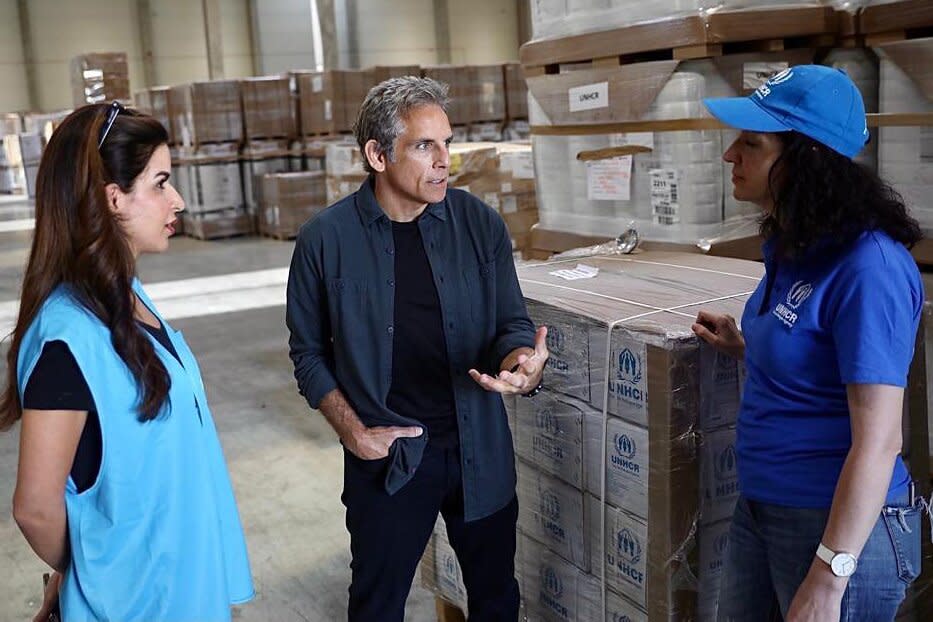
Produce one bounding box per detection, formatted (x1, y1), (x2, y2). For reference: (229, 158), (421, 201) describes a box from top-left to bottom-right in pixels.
(738, 231), (923, 508)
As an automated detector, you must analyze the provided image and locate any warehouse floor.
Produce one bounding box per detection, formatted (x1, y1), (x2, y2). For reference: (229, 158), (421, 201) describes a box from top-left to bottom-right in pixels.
(0, 196), (436, 621)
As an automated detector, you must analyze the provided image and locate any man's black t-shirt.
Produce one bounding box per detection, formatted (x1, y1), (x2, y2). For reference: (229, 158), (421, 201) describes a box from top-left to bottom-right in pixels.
(386, 219), (458, 447)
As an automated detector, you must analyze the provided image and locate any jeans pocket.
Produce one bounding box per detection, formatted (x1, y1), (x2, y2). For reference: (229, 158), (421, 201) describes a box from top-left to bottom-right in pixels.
(881, 503), (922, 584)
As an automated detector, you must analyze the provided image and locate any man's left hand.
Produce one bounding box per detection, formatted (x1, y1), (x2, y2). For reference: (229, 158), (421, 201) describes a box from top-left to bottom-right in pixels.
(469, 326), (549, 395)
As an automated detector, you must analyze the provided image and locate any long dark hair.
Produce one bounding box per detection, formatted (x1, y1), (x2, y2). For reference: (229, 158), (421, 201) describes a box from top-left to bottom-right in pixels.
(763, 131), (923, 257)
(0, 104), (171, 430)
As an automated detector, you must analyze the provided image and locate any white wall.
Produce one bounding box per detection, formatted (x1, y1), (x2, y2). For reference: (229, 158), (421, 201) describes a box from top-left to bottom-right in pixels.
(449, 0), (520, 64)
(354, 0), (437, 67)
(252, 0), (317, 74)
(0, 0), (29, 112)
(221, 0), (256, 78)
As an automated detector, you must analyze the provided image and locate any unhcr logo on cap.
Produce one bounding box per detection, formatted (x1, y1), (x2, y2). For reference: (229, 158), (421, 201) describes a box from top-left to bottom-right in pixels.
(755, 68), (794, 100)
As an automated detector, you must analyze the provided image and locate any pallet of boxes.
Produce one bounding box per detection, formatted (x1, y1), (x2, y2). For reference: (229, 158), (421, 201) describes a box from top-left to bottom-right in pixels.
(420, 251), (760, 621)
(240, 75), (304, 236)
(520, 0), (855, 260)
(168, 80), (252, 240)
(0, 131), (43, 198)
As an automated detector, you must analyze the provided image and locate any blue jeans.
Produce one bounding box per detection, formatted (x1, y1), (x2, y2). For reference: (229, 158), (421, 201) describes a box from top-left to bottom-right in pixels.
(717, 493), (923, 622)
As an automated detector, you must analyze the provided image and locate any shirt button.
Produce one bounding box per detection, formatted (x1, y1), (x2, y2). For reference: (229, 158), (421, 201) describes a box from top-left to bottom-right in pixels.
(386, 247), (394, 255)
(448, 322), (454, 329)
(465, 458), (472, 465)
(439, 275), (444, 283)
(387, 325), (394, 334)
(387, 279), (395, 287)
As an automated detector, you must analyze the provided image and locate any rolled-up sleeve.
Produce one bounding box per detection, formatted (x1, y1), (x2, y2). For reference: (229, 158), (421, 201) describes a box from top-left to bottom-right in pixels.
(489, 217), (535, 368)
(286, 224), (338, 409)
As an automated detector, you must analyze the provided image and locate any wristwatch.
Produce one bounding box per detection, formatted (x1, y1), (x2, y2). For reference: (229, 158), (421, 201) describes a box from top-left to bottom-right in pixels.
(816, 543), (858, 577)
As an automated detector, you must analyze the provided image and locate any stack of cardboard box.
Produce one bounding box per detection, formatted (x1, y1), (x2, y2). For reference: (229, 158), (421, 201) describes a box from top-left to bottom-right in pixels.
(240, 76), (300, 215)
(0, 133), (43, 197)
(510, 252), (758, 621)
(167, 81), (251, 239)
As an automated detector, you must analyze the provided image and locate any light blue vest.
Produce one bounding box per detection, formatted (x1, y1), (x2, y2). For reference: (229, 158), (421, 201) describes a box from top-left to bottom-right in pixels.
(17, 280), (253, 621)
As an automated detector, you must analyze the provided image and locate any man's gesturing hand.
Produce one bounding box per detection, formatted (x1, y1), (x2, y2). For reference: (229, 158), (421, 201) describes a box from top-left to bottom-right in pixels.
(469, 326), (549, 395)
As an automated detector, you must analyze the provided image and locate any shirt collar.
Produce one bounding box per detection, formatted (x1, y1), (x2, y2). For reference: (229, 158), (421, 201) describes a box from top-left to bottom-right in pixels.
(355, 176), (448, 226)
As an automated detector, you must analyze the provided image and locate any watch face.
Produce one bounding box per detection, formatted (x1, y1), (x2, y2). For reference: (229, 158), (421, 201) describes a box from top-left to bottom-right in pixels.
(831, 553), (858, 577)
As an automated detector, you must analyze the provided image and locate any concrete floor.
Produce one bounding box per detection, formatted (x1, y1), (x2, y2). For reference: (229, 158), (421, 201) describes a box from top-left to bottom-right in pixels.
(0, 198), (436, 621)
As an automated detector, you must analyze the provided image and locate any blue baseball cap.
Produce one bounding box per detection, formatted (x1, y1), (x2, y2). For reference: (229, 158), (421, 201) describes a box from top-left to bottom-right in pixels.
(703, 65), (869, 159)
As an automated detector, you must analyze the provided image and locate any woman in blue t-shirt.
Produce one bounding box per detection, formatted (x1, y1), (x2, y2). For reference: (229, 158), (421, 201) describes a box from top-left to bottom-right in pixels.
(693, 65), (925, 621)
(0, 103), (253, 620)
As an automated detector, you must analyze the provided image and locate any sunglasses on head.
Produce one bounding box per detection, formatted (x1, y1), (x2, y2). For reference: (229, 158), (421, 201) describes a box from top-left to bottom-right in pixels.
(97, 100), (125, 149)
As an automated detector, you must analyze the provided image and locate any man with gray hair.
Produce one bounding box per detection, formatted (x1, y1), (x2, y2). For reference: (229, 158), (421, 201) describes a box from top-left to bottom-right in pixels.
(286, 76), (548, 620)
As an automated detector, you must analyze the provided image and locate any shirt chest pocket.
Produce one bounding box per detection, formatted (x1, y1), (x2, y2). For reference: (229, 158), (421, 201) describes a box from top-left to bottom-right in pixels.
(326, 278), (369, 340)
(462, 260), (496, 323)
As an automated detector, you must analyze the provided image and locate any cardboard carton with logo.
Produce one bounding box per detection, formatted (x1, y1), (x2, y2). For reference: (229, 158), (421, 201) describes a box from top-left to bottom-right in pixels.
(514, 250), (763, 620)
(519, 534), (602, 622)
(518, 460), (589, 572)
(420, 517), (469, 615)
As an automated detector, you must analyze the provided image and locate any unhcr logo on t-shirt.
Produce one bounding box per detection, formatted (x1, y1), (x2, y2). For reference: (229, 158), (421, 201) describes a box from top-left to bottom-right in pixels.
(773, 280), (813, 328)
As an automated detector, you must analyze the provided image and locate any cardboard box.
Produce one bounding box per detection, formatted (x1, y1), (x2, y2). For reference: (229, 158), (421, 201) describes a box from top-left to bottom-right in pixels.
(259, 170), (327, 239)
(474, 64), (507, 122)
(240, 139), (296, 212)
(504, 62), (529, 120)
(296, 69), (373, 136)
(518, 460), (590, 571)
(420, 517), (469, 614)
(519, 534), (601, 622)
(423, 65), (476, 126)
(173, 143), (244, 213)
(169, 81), (243, 146)
(182, 207), (255, 240)
(325, 140), (368, 204)
(241, 77), (296, 140)
(0, 113), (21, 136)
(370, 65), (421, 84)
(71, 52), (130, 107)
(698, 426), (739, 525)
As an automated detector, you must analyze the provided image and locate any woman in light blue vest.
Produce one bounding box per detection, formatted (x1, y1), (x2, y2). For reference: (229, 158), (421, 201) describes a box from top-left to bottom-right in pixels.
(1, 102), (253, 621)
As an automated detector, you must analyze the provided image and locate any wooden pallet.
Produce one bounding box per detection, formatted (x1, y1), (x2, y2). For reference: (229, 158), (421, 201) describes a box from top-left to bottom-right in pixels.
(520, 6), (839, 75)
(435, 597), (466, 622)
(861, 0), (933, 47)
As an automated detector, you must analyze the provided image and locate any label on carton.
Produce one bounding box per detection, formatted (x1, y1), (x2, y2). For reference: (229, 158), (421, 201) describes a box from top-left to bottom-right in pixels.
(312, 75), (323, 93)
(650, 168), (679, 225)
(549, 264), (599, 281)
(324, 100), (332, 121)
(500, 151), (535, 179)
(743, 62), (789, 91)
(502, 195), (518, 214)
(501, 182), (513, 193)
(569, 82), (609, 113)
(484, 193), (500, 210)
(586, 156), (632, 201)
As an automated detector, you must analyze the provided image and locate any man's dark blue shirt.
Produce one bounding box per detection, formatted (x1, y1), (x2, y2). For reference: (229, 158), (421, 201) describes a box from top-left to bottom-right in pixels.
(286, 178), (535, 521)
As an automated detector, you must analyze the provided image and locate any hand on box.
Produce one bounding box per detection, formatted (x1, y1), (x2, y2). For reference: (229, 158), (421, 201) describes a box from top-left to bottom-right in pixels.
(469, 326), (549, 395)
(692, 311), (745, 361)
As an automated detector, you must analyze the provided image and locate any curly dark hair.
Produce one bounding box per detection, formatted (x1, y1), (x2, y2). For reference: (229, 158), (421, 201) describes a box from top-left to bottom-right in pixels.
(763, 131), (923, 257)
